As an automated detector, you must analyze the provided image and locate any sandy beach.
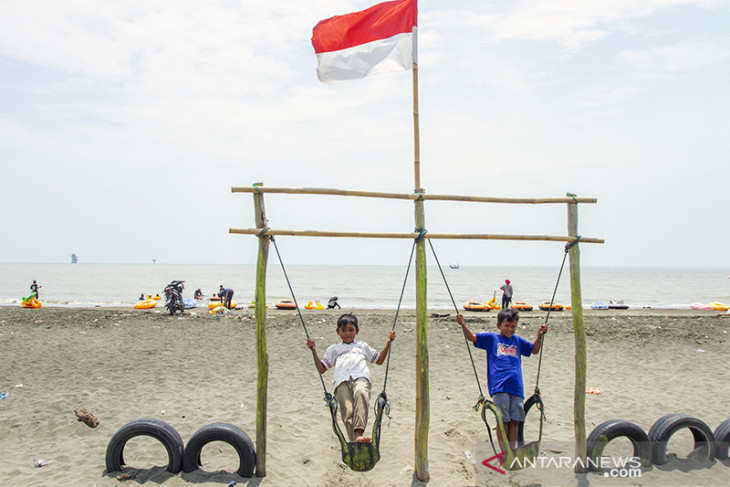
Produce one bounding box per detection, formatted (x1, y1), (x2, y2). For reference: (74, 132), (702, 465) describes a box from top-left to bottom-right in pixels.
(0, 305), (728, 486)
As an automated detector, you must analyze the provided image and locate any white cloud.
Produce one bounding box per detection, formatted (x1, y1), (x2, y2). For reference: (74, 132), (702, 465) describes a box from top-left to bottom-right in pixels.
(617, 37), (730, 78)
(0, 0), (728, 266)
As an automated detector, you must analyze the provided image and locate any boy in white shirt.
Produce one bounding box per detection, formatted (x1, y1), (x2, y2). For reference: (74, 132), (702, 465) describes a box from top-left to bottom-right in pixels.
(307, 313), (395, 443)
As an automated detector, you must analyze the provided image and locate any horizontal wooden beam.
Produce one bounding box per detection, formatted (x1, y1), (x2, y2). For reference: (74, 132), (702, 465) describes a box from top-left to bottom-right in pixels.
(229, 227), (604, 244)
(231, 186), (597, 205)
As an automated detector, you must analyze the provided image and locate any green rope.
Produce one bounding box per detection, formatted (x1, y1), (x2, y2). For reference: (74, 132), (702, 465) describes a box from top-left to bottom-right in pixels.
(382, 240), (416, 392)
(270, 238), (330, 401)
(534, 244), (570, 392)
(413, 190), (424, 201)
(272, 238), (413, 471)
(252, 182), (264, 194)
(566, 192), (578, 204)
(426, 239), (486, 400)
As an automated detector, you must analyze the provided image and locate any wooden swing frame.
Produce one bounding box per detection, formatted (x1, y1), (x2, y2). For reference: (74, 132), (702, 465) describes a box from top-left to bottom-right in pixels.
(232, 182), (602, 478)
(231, 60), (603, 481)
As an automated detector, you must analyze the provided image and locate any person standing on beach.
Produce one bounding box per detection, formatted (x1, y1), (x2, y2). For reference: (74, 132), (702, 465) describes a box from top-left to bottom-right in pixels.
(456, 309), (547, 452)
(306, 313), (395, 443)
(219, 285), (234, 309)
(500, 279), (513, 310)
(30, 280), (41, 299)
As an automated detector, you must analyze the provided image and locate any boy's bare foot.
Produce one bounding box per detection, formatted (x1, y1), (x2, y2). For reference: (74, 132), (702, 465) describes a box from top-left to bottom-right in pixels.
(355, 435), (372, 443)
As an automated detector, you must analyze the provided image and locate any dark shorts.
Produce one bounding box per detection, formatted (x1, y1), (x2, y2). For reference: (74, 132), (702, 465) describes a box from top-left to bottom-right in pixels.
(492, 392), (525, 422)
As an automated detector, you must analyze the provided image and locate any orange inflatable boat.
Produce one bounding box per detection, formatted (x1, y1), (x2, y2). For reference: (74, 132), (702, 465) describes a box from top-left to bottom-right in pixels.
(463, 301), (490, 312)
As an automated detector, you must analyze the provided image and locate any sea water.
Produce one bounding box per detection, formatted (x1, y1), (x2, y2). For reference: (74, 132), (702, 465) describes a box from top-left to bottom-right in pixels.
(1, 263), (728, 310)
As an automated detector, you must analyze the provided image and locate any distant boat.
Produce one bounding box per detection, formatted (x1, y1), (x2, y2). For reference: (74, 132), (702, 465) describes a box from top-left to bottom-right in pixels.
(449, 262), (460, 269)
(70, 253), (78, 264)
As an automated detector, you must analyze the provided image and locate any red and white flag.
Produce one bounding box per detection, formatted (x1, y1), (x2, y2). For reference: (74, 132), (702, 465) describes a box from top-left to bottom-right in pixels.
(311, 0), (418, 84)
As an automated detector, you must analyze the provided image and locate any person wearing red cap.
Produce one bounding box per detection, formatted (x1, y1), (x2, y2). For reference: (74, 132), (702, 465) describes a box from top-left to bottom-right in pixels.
(500, 279), (513, 310)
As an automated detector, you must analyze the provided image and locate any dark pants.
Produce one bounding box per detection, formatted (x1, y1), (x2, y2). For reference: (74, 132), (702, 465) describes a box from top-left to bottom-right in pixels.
(502, 296), (511, 310)
(224, 291), (234, 309)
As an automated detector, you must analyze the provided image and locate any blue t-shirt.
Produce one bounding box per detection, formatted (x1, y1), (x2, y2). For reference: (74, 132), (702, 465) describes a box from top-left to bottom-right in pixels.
(474, 332), (534, 398)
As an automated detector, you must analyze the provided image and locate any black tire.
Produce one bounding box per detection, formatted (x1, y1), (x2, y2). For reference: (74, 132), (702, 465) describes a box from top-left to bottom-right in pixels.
(182, 422), (256, 477)
(713, 419), (730, 461)
(648, 413), (715, 465)
(517, 393), (543, 446)
(586, 419), (651, 471)
(105, 418), (184, 474)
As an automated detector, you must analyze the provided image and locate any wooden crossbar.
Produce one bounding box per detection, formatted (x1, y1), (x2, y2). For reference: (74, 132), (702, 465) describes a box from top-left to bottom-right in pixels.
(232, 186), (597, 205)
(229, 227), (604, 244)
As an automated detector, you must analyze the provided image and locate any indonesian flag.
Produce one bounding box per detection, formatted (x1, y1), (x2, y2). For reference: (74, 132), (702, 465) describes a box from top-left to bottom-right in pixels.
(311, 0), (418, 84)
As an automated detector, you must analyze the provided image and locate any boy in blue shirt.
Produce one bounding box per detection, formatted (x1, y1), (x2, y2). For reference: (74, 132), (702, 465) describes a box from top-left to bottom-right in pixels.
(456, 309), (547, 451)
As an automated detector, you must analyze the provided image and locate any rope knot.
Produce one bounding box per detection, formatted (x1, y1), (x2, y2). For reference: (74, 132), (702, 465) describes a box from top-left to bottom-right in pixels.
(252, 182), (264, 194)
(414, 228), (428, 242)
(565, 235), (581, 251)
(473, 395), (486, 412)
(324, 392), (335, 407)
(256, 226), (270, 238)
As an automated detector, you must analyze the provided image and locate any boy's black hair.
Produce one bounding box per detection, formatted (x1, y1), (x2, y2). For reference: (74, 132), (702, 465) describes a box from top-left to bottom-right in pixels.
(337, 313), (359, 331)
(497, 308), (519, 325)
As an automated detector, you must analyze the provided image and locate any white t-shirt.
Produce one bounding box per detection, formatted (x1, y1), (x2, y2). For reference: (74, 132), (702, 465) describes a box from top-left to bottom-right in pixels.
(321, 341), (379, 389)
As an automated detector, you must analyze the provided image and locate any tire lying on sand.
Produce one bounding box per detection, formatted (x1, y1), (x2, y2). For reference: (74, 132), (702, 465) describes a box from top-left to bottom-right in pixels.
(105, 418), (184, 474)
(648, 413), (715, 465)
(182, 422), (256, 477)
(713, 418), (730, 461)
(586, 419), (652, 471)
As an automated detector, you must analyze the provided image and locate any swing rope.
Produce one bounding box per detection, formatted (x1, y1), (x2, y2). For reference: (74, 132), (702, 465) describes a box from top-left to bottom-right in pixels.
(270, 236), (415, 472)
(534, 235), (579, 391)
(426, 239), (499, 454)
(427, 237), (578, 464)
(270, 237), (332, 403)
(426, 239), (486, 403)
(382, 239), (416, 392)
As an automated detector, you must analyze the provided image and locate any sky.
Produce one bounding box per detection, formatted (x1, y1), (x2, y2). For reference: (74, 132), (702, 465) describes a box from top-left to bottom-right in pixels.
(1, 0), (728, 267)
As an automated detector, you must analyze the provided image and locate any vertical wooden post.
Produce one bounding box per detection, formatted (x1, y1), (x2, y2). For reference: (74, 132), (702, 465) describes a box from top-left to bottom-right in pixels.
(414, 192), (429, 481)
(567, 197), (587, 472)
(412, 61), (430, 482)
(253, 184), (270, 477)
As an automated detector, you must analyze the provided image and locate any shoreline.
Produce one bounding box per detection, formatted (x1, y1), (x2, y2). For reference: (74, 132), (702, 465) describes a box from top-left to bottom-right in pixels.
(1, 306), (728, 486)
(3, 301), (730, 314)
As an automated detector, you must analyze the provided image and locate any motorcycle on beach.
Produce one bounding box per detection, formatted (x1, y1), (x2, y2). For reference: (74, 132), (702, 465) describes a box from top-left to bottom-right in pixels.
(164, 280), (185, 316)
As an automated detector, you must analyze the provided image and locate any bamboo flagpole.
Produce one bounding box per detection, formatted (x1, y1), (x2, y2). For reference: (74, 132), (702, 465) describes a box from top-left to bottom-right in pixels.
(412, 58), (430, 482)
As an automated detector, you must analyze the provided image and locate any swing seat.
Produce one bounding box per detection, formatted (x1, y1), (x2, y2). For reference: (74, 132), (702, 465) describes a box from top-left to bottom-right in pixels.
(328, 392), (389, 472)
(481, 393), (544, 471)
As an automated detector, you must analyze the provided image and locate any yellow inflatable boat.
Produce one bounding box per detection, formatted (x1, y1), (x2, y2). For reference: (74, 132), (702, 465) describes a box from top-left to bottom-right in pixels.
(134, 299), (157, 309)
(22, 297), (42, 308)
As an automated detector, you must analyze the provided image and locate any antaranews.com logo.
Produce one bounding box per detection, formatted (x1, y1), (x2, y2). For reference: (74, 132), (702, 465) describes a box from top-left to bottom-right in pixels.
(474, 441), (729, 487)
(480, 450), (641, 478)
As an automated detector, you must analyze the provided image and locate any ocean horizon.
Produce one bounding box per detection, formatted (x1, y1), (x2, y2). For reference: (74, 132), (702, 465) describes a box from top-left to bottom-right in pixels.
(1, 263), (728, 310)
